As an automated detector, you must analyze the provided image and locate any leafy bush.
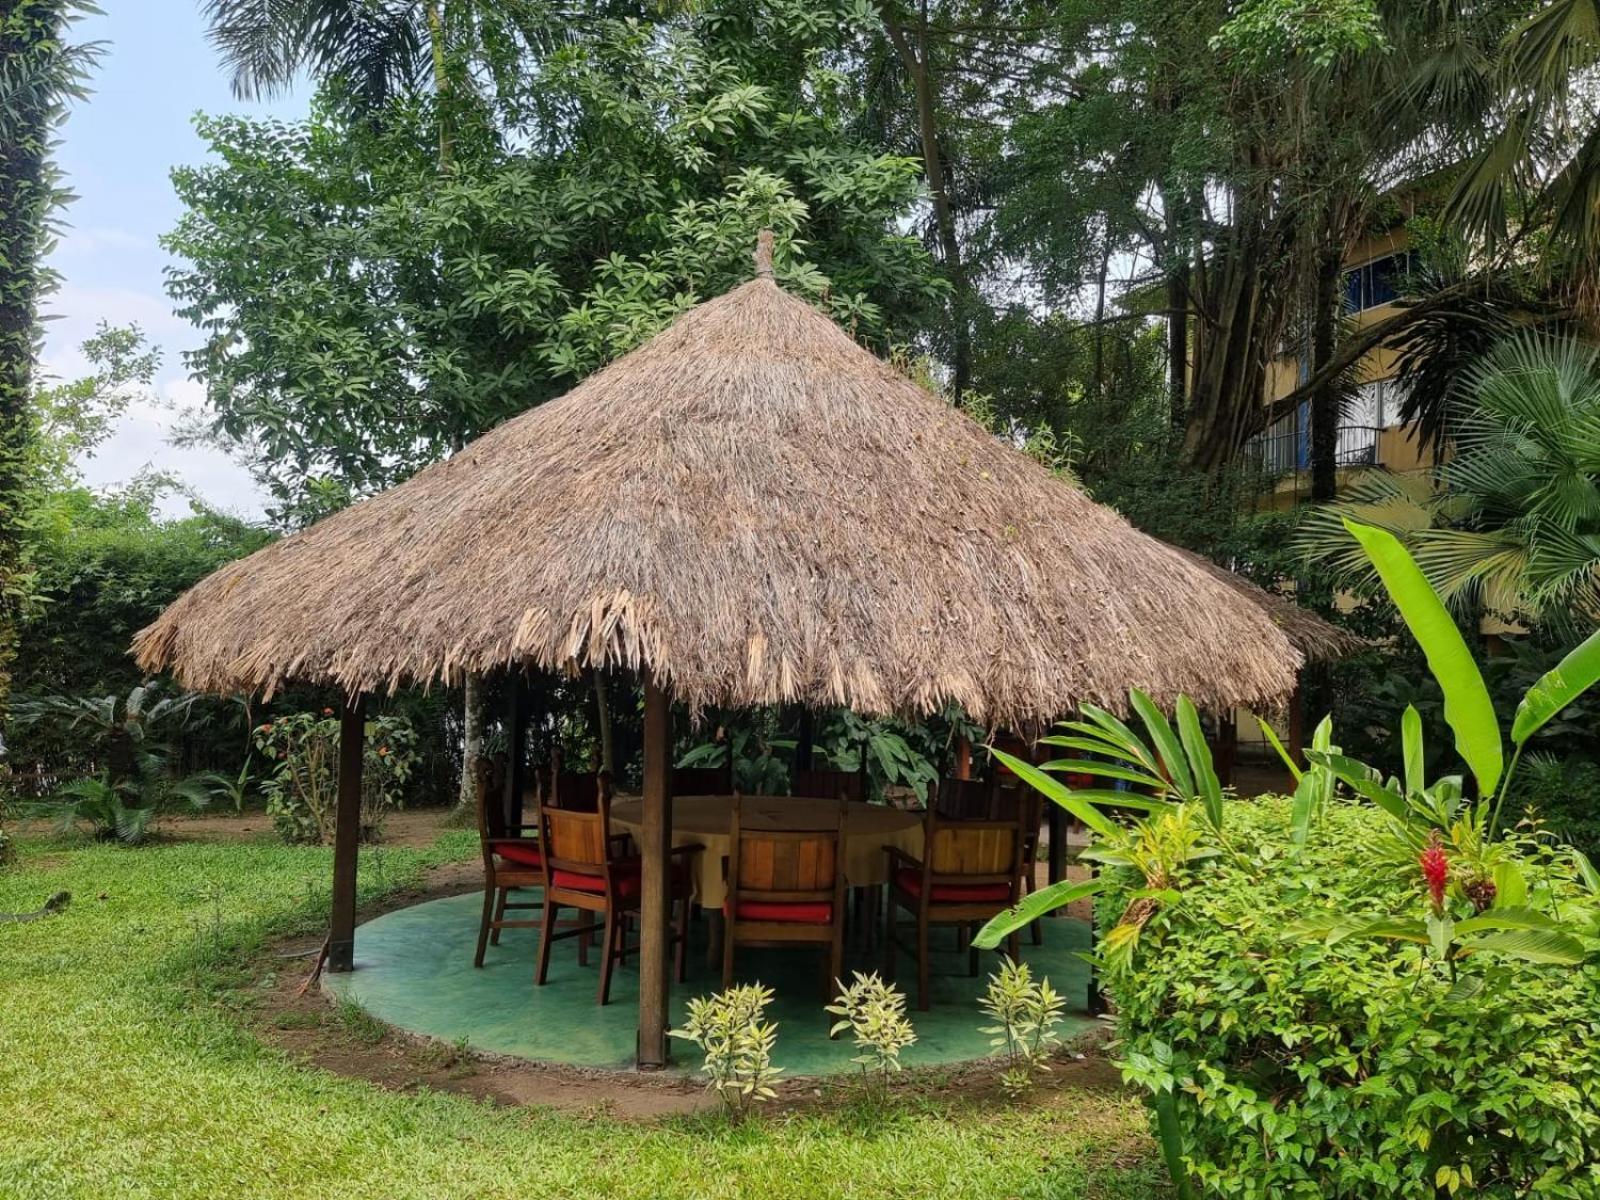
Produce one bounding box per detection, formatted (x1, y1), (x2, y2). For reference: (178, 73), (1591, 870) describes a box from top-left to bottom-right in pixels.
(669, 983), (782, 1115)
(13, 684), (220, 843)
(253, 711), (417, 844)
(826, 971), (916, 1096)
(1510, 755), (1600, 860)
(1105, 797), (1600, 1198)
(979, 957), (1067, 1097)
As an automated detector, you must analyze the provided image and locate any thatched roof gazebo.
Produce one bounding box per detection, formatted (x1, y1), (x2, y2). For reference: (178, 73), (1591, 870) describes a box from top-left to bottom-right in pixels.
(137, 235), (1305, 1066)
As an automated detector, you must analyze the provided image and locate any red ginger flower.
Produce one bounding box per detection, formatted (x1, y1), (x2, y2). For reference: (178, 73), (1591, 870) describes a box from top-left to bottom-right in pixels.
(1419, 830), (1449, 910)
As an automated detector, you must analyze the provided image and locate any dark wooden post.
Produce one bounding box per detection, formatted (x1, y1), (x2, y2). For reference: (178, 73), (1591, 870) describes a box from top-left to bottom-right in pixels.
(1287, 681), (1306, 769)
(795, 707), (814, 771)
(637, 674), (673, 1068)
(953, 736), (972, 780)
(327, 692), (366, 972)
(1213, 708), (1238, 789)
(504, 671), (531, 829)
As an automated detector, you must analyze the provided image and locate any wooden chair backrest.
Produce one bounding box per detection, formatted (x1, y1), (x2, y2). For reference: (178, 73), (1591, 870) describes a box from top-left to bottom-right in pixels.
(921, 803), (1026, 890)
(540, 790), (614, 875)
(727, 795), (845, 905)
(549, 768), (611, 813)
(474, 756), (509, 844)
(672, 765), (732, 796)
(790, 767), (865, 804)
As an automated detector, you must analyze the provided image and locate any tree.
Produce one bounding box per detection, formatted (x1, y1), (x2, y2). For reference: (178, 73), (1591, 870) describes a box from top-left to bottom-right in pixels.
(0, 0), (100, 742)
(168, 5), (942, 522)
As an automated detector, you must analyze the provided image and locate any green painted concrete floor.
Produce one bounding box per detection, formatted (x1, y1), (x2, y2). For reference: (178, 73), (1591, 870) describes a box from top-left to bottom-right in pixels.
(323, 891), (1096, 1075)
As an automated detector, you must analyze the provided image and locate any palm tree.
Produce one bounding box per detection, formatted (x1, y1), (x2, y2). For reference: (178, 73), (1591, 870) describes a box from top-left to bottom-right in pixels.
(1441, 1), (1600, 276)
(202, 0), (431, 109)
(1298, 333), (1600, 626)
(200, 0), (568, 165)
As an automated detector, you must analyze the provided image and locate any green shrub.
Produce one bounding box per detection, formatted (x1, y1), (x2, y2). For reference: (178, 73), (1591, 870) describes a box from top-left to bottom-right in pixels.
(668, 983), (783, 1116)
(827, 971), (917, 1097)
(979, 957), (1067, 1098)
(1510, 755), (1600, 860)
(253, 711), (417, 844)
(1103, 797), (1600, 1198)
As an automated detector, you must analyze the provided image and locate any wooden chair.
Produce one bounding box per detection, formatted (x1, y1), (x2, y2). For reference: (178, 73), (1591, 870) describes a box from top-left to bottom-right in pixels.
(535, 788), (698, 1005)
(672, 764), (733, 795)
(722, 795), (847, 1000)
(473, 757), (545, 968)
(884, 801), (1027, 1010)
(790, 767), (866, 803)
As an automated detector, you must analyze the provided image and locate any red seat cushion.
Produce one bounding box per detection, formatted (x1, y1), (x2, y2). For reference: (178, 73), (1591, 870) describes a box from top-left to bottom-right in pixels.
(724, 899), (835, 925)
(491, 840), (543, 868)
(550, 861), (686, 899)
(894, 867), (1012, 903)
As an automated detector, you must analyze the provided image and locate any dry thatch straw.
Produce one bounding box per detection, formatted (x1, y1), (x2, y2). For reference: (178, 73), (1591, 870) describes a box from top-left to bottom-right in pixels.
(1162, 545), (1367, 666)
(136, 265), (1306, 728)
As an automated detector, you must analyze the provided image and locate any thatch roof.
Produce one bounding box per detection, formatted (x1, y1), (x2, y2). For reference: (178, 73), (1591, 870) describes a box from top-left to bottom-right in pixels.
(136, 262), (1305, 728)
(1163, 545), (1367, 665)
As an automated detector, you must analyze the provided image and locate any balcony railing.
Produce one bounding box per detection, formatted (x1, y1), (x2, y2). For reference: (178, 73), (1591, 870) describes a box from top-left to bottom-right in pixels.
(1243, 418), (1382, 474)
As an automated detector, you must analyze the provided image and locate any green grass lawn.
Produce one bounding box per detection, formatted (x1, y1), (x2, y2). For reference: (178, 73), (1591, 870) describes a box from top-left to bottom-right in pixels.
(0, 825), (1167, 1200)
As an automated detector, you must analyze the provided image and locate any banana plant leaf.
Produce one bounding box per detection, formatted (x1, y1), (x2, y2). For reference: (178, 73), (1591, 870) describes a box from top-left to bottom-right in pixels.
(973, 877), (1104, 948)
(1344, 518), (1504, 798)
(1456, 929), (1588, 964)
(989, 747), (1118, 838)
(1511, 624), (1600, 748)
(1130, 689), (1195, 799)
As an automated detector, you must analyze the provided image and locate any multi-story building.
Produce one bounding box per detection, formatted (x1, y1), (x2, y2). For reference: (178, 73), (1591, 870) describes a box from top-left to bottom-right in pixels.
(1244, 228), (1435, 503)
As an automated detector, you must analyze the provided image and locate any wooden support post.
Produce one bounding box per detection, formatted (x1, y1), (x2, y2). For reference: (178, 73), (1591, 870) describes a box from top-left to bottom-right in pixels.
(1287, 681), (1306, 769)
(327, 693), (366, 973)
(953, 736), (972, 781)
(1214, 708), (1238, 789)
(1047, 803), (1066, 889)
(637, 674), (672, 1069)
(795, 707), (814, 771)
(504, 671), (531, 829)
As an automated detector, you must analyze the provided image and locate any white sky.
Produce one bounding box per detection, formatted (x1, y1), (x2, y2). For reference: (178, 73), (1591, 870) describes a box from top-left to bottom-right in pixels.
(41, 0), (310, 520)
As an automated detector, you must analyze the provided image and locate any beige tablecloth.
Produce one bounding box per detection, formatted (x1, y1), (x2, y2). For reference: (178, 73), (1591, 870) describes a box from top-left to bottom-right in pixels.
(610, 794), (923, 909)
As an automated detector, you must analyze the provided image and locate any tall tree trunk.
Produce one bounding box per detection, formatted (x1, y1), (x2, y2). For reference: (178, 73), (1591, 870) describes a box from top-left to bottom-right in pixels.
(1092, 244), (1110, 399)
(454, 673), (482, 815)
(1166, 264), (1189, 431)
(425, 1), (453, 171)
(880, 3), (970, 399)
(1308, 248), (1343, 501)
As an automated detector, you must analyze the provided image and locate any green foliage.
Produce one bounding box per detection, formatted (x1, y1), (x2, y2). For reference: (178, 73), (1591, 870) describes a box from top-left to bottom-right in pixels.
(1104, 798), (1600, 1198)
(1300, 335), (1600, 627)
(1212, 0), (1386, 68)
(1506, 755), (1600, 861)
(826, 971), (917, 1096)
(253, 710), (418, 844)
(813, 708), (950, 805)
(978, 958), (1066, 1098)
(1342, 518), (1504, 798)
(12, 683), (218, 843)
(0, 0), (102, 733)
(669, 983), (783, 1115)
(167, 3), (941, 521)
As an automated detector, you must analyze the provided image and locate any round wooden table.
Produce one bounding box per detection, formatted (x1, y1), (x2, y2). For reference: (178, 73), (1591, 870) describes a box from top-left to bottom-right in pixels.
(610, 794), (923, 909)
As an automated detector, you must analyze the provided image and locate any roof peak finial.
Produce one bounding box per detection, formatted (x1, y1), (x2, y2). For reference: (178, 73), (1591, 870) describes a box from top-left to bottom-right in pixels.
(754, 228), (775, 280)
